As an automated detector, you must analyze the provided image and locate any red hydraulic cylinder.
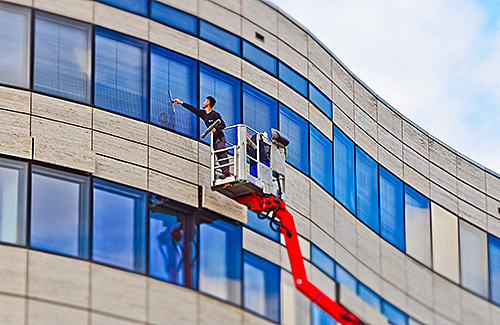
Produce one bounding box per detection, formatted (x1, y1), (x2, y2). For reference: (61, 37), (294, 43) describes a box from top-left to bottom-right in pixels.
(236, 194), (361, 325)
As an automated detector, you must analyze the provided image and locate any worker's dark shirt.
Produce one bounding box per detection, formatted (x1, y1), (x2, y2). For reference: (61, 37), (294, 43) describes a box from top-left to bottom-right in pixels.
(182, 103), (226, 140)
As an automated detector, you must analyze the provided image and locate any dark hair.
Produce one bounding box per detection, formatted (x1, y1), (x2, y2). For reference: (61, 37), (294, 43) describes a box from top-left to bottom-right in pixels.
(206, 96), (216, 108)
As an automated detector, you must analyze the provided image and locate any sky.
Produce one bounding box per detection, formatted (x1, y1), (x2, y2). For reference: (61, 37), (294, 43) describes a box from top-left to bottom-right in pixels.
(270, 0), (500, 174)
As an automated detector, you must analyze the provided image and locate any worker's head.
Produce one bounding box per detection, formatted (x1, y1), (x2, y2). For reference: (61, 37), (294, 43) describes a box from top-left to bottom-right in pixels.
(203, 96), (216, 111)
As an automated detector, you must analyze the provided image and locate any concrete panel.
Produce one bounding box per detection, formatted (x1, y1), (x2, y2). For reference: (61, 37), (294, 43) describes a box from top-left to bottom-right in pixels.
(309, 103), (332, 141)
(148, 278), (198, 325)
(199, 0), (241, 35)
(149, 125), (198, 162)
(199, 40), (241, 78)
(242, 19), (277, 56)
(32, 94), (91, 128)
(311, 223), (335, 258)
(338, 284), (389, 325)
(198, 164), (211, 188)
(209, 0), (241, 13)
(333, 85), (354, 120)
(356, 221), (381, 274)
(377, 101), (402, 139)
(458, 199), (487, 230)
(490, 303), (500, 325)
(149, 147), (198, 184)
(277, 14), (307, 56)
(334, 242), (358, 278)
(430, 182), (458, 215)
(277, 40), (307, 77)
(457, 180), (486, 211)
(429, 139), (457, 175)
(332, 59), (354, 100)
(378, 146), (403, 179)
(407, 296), (433, 325)
(34, 0), (93, 23)
(278, 82), (308, 120)
(244, 311), (274, 325)
(380, 241), (406, 292)
(155, 0), (197, 15)
(403, 145), (429, 178)
(430, 163), (457, 195)
(488, 214), (500, 238)
(242, 0), (276, 35)
(310, 266), (335, 298)
(333, 104), (355, 140)
(1, 0), (32, 6)
(355, 105), (377, 140)
(285, 165), (310, 217)
(202, 186), (247, 223)
(487, 196), (500, 220)
(288, 206), (311, 240)
(0, 245), (27, 296)
(354, 82), (377, 120)
(95, 155), (147, 190)
(28, 300), (88, 325)
(402, 121), (428, 159)
(281, 270), (311, 325)
(308, 38), (332, 82)
(199, 295), (243, 325)
(242, 61), (278, 99)
(0, 86), (30, 113)
(308, 62), (332, 99)
(298, 235), (310, 260)
(91, 264), (147, 322)
(150, 22), (198, 60)
(433, 274), (461, 324)
(434, 313), (459, 325)
(355, 126), (377, 162)
(32, 117), (95, 172)
(0, 294), (24, 325)
(198, 142), (211, 168)
(310, 181), (334, 236)
(94, 3), (148, 40)
(457, 156), (486, 192)
(357, 262), (382, 294)
(406, 257), (433, 308)
(149, 170), (198, 207)
(486, 173), (500, 199)
(28, 251), (90, 308)
(0, 109), (31, 159)
(93, 132), (148, 167)
(90, 313), (141, 325)
(378, 125), (402, 159)
(334, 202), (357, 256)
(93, 109), (148, 144)
(381, 280), (407, 312)
(461, 289), (490, 325)
(403, 164), (430, 198)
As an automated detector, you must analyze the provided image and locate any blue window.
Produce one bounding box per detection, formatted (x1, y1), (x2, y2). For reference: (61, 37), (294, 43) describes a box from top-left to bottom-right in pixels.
(200, 64), (241, 144)
(335, 265), (357, 293)
(311, 245), (334, 279)
(355, 147), (379, 233)
(379, 166), (405, 251)
(382, 301), (408, 325)
(358, 284), (381, 312)
(246, 211), (279, 241)
(31, 166), (90, 258)
(279, 104), (309, 173)
(200, 21), (240, 55)
(151, 45), (198, 137)
(243, 83), (278, 135)
(0, 158), (27, 246)
(278, 62), (307, 97)
(149, 195), (197, 288)
(310, 126), (333, 194)
(151, 1), (197, 35)
(0, 3), (31, 88)
(312, 303), (336, 325)
(95, 28), (147, 120)
(93, 179), (147, 272)
(309, 84), (332, 119)
(244, 251), (280, 322)
(199, 217), (242, 304)
(242, 41), (277, 75)
(334, 127), (355, 214)
(96, 0), (147, 15)
(489, 234), (500, 304)
(405, 185), (431, 267)
(34, 13), (92, 103)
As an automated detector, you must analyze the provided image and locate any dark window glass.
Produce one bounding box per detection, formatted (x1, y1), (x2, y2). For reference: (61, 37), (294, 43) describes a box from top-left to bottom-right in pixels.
(278, 62), (307, 97)
(310, 126), (333, 194)
(279, 104), (309, 173)
(96, 0), (147, 15)
(335, 265), (356, 293)
(199, 217), (242, 304)
(311, 304), (336, 325)
(31, 166), (90, 258)
(151, 45), (198, 137)
(242, 41), (277, 75)
(489, 234), (500, 304)
(151, 1), (197, 34)
(246, 211), (279, 241)
(149, 195), (198, 288)
(379, 166), (405, 251)
(93, 179), (147, 272)
(0, 158), (27, 246)
(404, 185), (431, 267)
(309, 83), (331, 119)
(199, 64), (241, 144)
(244, 251), (280, 322)
(243, 83), (278, 135)
(334, 126), (355, 214)
(311, 245), (334, 279)
(0, 3), (30, 88)
(355, 147), (379, 233)
(34, 13), (91, 103)
(358, 283), (381, 312)
(95, 28), (147, 120)
(382, 301), (408, 325)
(199, 21), (240, 55)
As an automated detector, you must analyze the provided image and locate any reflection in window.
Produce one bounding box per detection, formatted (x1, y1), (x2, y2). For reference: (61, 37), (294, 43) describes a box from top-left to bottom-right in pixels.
(489, 234), (500, 304)
(96, 0), (147, 15)
(356, 147), (379, 233)
(460, 221), (488, 297)
(246, 211), (279, 241)
(358, 284), (381, 312)
(310, 126), (333, 194)
(311, 244), (334, 279)
(0, 3), (30, 88)
(199, 217), (242, 304)
(282, 271), (310, 325)
(431, 203), (459, 283)
(379, 166), (405, 252)
(93, 179), (146, 272)
(0, 158), (27, 245)
(31, 166), (89, 258)
(335, 265), (356, 293)
(244, 251), (280, 322)
(151, 45), (198, 137)
(382, 301), (407, 325)
(243, 83), (278, 135)
(309, 83), (331, 119)
(242, 41), (277, 75)
(405, 185), (431, 267)
(311, 304), (336, 325)
(279, 104), (309, 174)
(334, 126), (355, 214)
(278, 62), (307, 97)
(95, 28), (147, 120)
(149, 195), (197, 288)
(151, 1), (197, 35)
(200, 21), (240, 55)
(34, 13), (92, 103)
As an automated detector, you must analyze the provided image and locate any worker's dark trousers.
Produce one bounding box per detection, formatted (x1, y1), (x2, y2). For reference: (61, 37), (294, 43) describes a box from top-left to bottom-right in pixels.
(214, 136), (230, 175)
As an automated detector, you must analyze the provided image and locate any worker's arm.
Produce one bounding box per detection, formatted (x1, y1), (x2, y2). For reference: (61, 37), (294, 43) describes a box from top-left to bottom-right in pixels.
(173, 99), (204, 118)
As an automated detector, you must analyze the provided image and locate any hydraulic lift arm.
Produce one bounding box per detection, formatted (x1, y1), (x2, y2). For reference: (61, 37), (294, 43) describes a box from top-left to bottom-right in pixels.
(236, 193), (362, 325)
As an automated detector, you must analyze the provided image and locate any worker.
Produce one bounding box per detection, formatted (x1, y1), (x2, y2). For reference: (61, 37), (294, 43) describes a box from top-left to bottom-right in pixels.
(173, 96), (230, 178)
